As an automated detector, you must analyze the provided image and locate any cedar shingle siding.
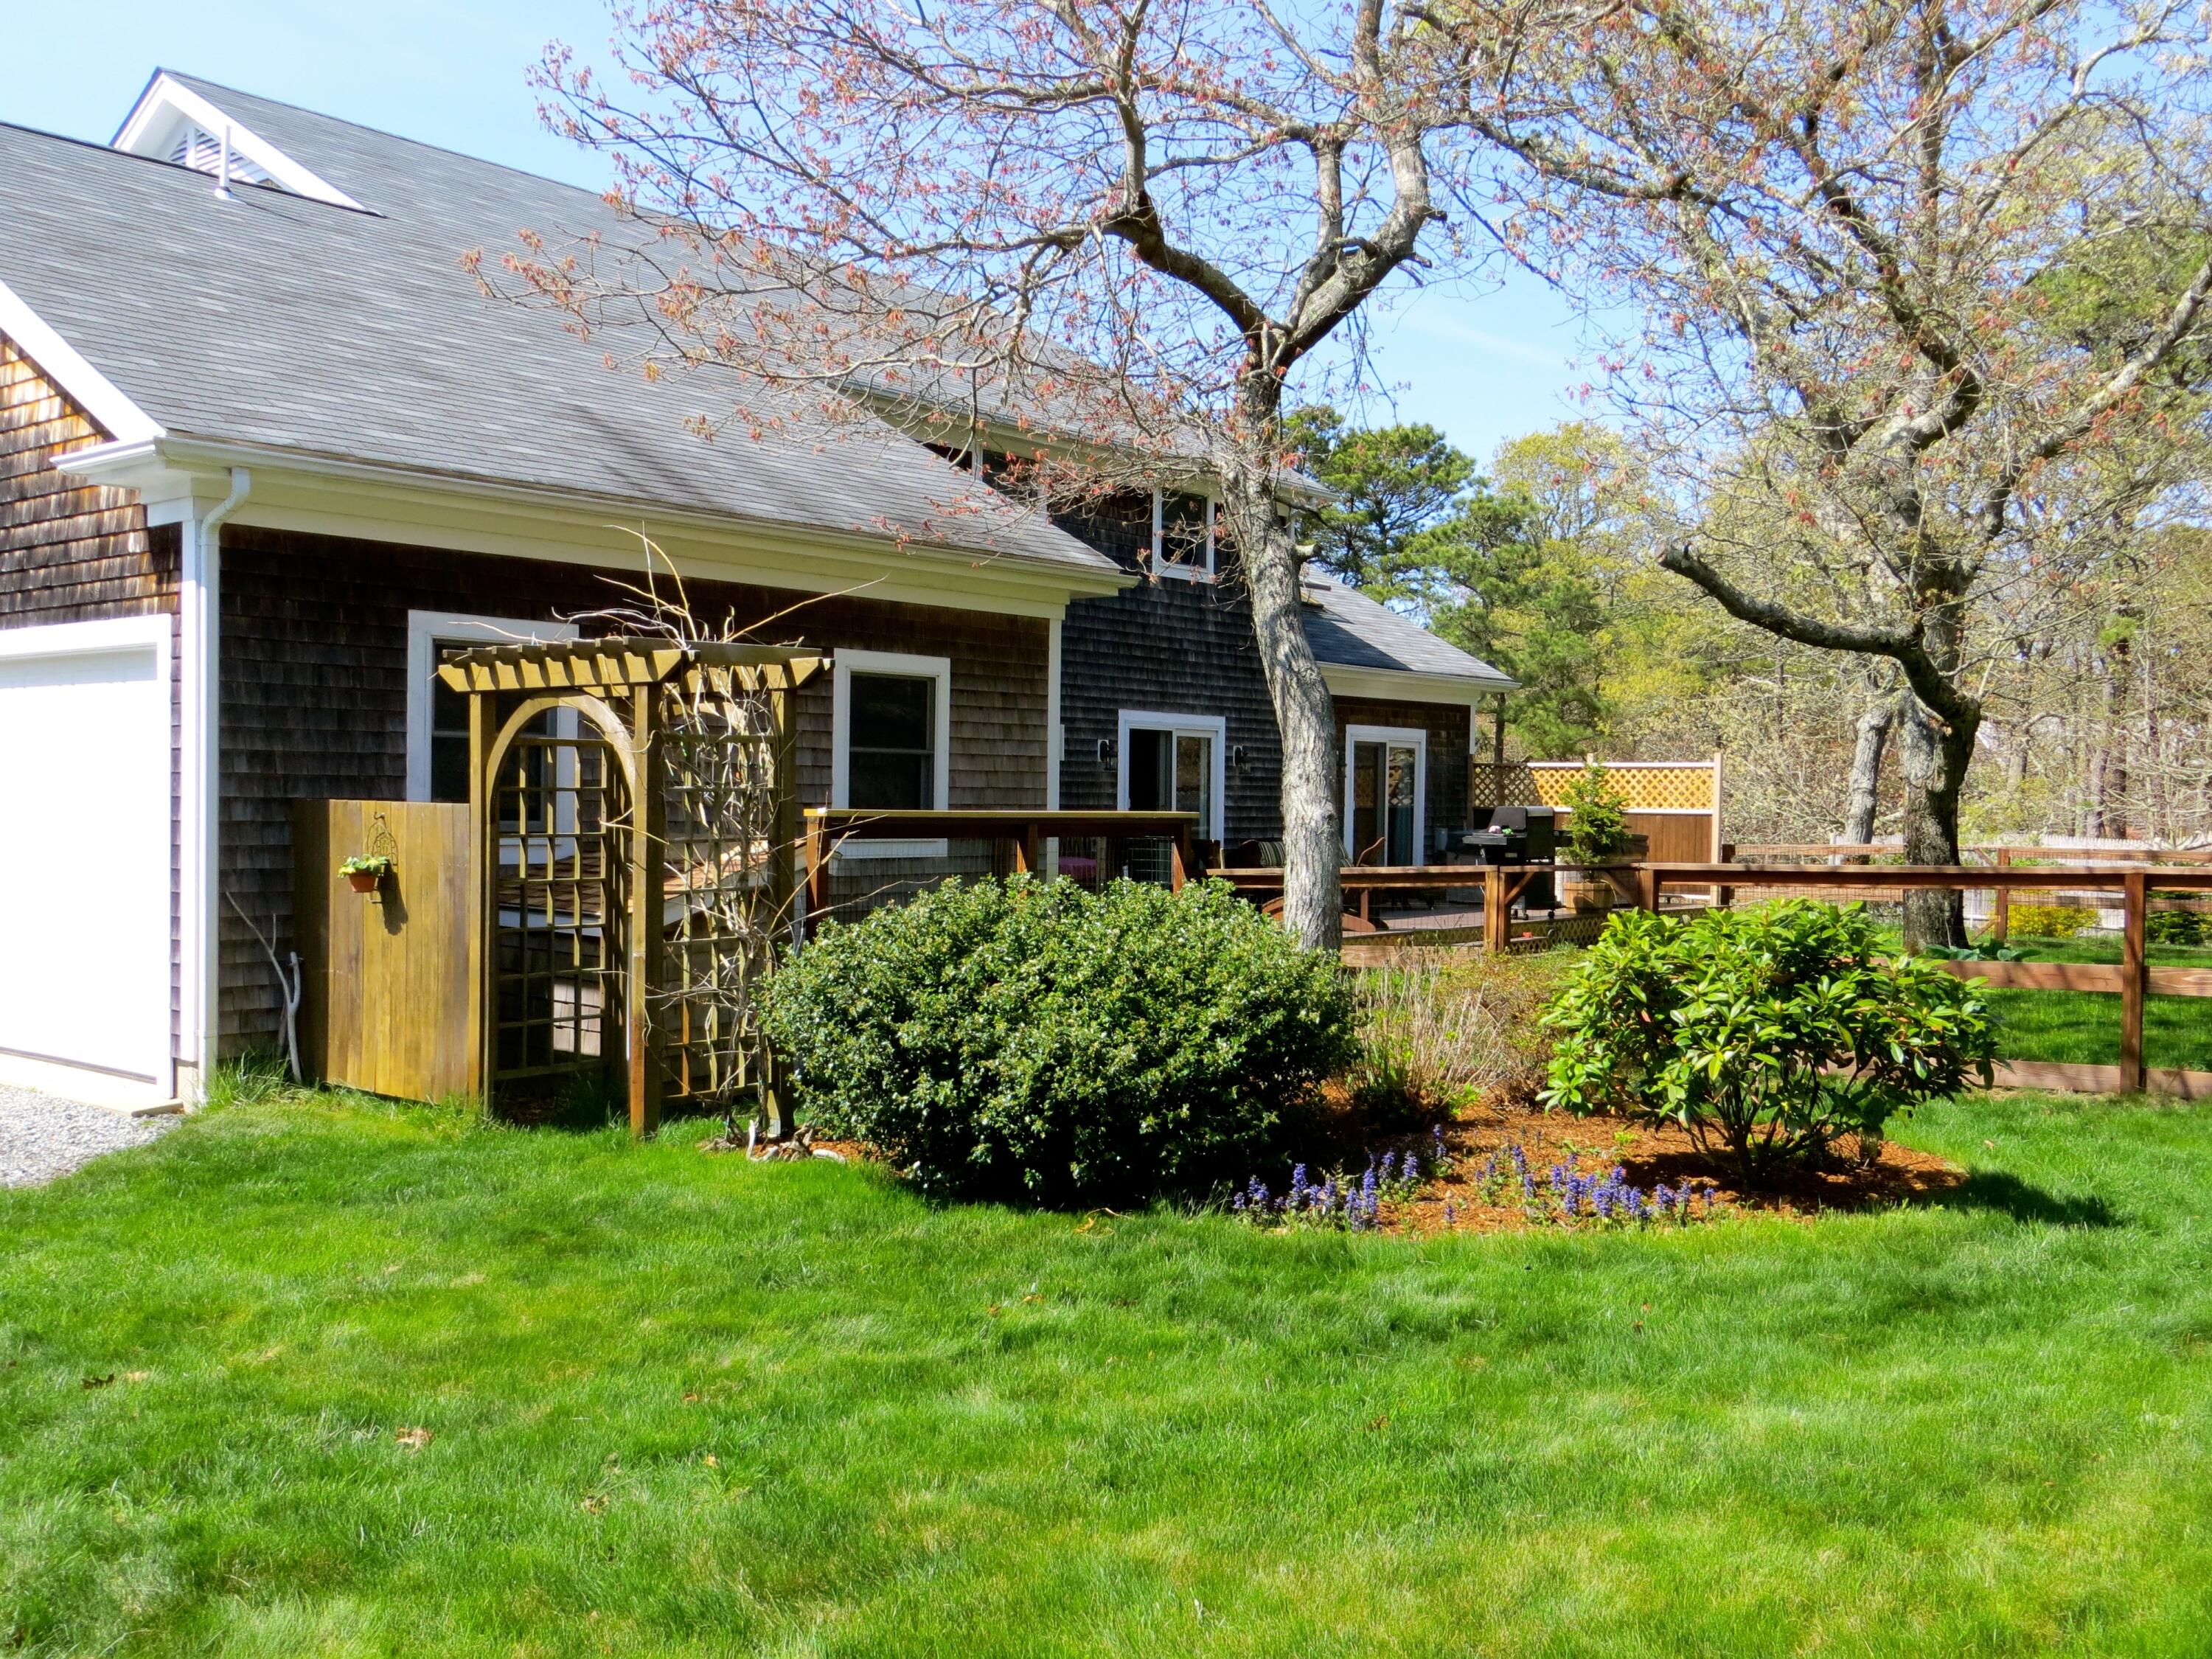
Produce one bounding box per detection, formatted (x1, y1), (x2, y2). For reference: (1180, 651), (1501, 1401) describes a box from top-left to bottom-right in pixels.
(1054, 508), (1475, 851)
(0, 337), (166, 625)
(215, 527), (1048, 1051)
(1054, 509), (1286, 842)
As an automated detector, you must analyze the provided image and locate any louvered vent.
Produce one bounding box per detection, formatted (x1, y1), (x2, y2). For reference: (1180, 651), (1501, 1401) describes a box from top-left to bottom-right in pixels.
(167, 125), (274, 187)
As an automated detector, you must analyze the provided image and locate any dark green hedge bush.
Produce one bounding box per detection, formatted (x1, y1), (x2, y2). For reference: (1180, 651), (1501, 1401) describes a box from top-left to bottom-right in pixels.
(762, 877), (1357, 1205)
(1540, 901), (1995, 1181)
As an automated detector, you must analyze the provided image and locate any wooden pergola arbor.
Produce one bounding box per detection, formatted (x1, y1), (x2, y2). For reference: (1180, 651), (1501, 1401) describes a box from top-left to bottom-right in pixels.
(436, 638), (824, 1135)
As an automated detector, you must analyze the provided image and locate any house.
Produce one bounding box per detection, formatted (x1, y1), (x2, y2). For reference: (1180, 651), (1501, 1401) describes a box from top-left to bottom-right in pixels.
(0, 72), (1512, 1110)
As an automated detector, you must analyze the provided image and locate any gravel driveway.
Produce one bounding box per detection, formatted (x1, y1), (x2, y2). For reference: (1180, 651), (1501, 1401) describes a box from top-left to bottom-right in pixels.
(0, 1086), (177, 1188)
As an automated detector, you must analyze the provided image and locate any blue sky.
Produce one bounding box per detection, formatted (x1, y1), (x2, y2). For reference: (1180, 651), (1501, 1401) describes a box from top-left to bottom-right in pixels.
(6, 1), (1602, 469)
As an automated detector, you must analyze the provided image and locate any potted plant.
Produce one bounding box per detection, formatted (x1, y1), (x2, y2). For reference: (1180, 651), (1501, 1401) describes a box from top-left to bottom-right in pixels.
(1558, 763), (1634, 911)
(339, 854), (394, 894)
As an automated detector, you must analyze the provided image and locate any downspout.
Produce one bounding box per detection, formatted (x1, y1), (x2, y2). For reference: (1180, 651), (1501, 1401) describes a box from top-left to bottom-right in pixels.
(178, 466), (250, 1102)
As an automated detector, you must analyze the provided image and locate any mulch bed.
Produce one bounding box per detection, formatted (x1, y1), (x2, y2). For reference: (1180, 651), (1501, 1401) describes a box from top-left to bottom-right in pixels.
(685, 1089), (1966, 1235)
(1385, 1092), (1966, 1235)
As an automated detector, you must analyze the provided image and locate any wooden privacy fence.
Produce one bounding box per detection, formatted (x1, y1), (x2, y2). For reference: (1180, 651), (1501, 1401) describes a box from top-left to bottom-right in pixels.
(1641, 862), (2212, 1099)
(294, 800), (476, 1103)
(1475, 756), (1725, 865)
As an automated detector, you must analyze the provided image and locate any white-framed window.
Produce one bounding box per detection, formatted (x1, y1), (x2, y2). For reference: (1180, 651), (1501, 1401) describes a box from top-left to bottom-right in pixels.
(1152, 487), (1216, 580)
(406, 611), (579, 802)
(1343, 725), (1427, 866)
(1117, 709), (1227, 843)
(833, 649), (953, 859)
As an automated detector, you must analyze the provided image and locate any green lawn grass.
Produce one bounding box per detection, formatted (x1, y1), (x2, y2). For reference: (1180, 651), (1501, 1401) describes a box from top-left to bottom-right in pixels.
(1978, 936), (2212, 1070)
(8, 1086), (2212, 1656)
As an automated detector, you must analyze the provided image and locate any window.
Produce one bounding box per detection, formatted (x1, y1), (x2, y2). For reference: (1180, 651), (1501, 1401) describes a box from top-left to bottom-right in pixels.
(1117, 710), (1226, 842)
(406, 611), (578, 803)
(1343, 726), (1427, 866)
(833, 650), (953, 858)
(848, 672), (936, 809)
(1154, 489), (1215, 580)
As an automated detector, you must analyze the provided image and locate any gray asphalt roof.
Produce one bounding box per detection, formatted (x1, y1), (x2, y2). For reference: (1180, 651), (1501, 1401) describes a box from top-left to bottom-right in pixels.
(1301, 574), (1516, 687)
(0, 81), (1108, 575)
(3, 73), (1509, 685)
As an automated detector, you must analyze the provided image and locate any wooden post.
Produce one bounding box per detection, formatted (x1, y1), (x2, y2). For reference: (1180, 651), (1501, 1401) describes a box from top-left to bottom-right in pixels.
(1638, 865), (1660, 914)
(804, 814), (830, 917)
(468, 692), (495, 1108)
(761, 674), (803, 1141)
(626, 688), (665, 1138)
(1484, 865), (1508, 953)
(1014, 823), (1042, 877)
(1169, 827), (1190, 892)
(1992, 848), (2011, 942)
(771, 673), (802, 947)
(2121, 869), (2147, 1094)
(1708, 751), (1725, 905)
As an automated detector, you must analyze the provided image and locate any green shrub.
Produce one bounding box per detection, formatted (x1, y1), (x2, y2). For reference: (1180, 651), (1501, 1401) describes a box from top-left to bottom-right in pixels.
(763, 877), (1357, 1205)
(1540, 901), (1995, 1182)
(2147, 899), (2208, 946)
(1559, 762), (1632, 863)
(2009, 902), (2095, 939)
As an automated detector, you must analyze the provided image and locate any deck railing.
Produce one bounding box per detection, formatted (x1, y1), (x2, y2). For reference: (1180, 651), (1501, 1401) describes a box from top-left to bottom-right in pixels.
(800, 809), (1203, 923)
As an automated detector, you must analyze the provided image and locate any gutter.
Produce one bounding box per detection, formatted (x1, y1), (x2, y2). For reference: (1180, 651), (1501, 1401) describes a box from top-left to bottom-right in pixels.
(59, 434), (1133, 602)
(178, 466), (250, 1102)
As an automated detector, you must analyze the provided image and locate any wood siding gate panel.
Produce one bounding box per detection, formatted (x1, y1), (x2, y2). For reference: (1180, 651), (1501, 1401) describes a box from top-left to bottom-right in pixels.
(294, 799), (478, 1101)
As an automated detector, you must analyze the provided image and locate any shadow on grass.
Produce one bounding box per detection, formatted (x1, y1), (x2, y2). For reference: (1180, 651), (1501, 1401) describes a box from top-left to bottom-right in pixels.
(1940, 1169), (2122, 1228)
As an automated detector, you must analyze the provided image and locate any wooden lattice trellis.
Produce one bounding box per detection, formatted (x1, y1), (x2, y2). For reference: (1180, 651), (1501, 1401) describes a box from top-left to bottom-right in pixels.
(1475, 758), (1722, 814)
(438, 639), (824, 1135)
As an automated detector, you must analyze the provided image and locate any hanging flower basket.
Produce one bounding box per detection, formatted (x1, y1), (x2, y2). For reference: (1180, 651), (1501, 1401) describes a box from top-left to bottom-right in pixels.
(339, 854), (394, 894)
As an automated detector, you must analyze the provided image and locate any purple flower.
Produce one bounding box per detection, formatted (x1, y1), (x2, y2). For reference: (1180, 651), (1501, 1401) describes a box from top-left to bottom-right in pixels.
(1443, 1198), (1458, 1226)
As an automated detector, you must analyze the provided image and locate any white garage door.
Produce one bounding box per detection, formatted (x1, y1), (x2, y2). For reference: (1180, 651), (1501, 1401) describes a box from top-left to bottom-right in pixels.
(0, 618), (171, 1102)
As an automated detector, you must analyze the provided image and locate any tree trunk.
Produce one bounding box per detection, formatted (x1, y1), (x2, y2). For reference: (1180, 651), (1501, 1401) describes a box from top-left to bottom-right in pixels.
(1897, 697), (1976, 950)
(1220, 430), (1341, 952)
(1841, 689), (1897, 849)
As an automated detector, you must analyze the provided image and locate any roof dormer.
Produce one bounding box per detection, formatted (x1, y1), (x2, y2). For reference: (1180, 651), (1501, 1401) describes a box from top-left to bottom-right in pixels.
(111, 72), (366, 211)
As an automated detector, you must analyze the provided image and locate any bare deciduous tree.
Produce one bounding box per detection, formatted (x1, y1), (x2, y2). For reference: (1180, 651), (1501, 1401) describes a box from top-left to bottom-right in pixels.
(1455, 0), (2212, 942)
(499, 0), (1545, 948)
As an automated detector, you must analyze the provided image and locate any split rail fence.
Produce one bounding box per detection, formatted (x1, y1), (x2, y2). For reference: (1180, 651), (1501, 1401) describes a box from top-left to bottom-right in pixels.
(1640, 862), (2212, 1099)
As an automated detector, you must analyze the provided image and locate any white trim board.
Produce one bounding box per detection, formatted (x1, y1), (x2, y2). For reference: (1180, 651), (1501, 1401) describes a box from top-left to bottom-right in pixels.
(1342, 724), (1429, 864)
(60, 437), (1131, 617)
(0, 280), (164, 447)
(113, 73), (370, 212)
(832, 649), (953, 858)
(404, 611), (580, 801)
(1116, 709), (1227, 843)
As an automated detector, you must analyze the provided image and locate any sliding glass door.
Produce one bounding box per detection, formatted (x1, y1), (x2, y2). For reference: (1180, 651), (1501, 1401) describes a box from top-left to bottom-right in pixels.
(1120, 712), (1224, 842)
(1344, 728), (1425, 866)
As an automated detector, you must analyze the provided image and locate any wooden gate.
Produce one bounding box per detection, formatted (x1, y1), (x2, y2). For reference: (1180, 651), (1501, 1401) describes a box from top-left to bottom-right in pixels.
(294, 800), (477, 1101)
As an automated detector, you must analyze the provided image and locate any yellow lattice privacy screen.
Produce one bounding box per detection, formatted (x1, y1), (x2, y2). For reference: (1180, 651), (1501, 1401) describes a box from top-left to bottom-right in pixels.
(1474, 759), (1720, 813)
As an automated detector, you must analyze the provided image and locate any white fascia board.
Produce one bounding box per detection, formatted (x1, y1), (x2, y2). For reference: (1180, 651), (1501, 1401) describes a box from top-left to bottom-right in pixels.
(0, 281), (165, 445)
(1320, 662), (1518, 705)
(58, 435), (1134, 616)
(113, 74), (369, 212)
